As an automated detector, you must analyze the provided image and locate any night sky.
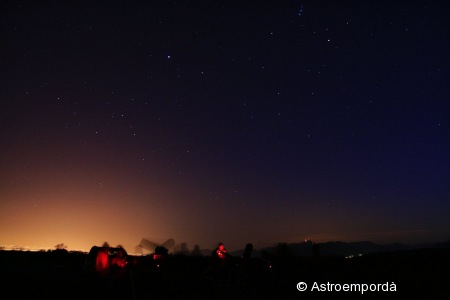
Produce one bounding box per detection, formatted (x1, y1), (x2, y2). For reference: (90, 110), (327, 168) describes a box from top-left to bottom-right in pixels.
(1, 0), (450, 253)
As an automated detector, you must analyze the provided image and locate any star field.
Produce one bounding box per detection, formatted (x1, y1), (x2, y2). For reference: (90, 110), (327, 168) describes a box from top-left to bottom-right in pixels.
(1, 0), (450, 252)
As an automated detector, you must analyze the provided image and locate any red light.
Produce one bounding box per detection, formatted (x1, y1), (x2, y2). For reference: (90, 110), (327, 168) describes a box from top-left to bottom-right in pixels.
(216, 244), (227, 259)
(95, 249), (109, 273)
(153, 254), (164, 260)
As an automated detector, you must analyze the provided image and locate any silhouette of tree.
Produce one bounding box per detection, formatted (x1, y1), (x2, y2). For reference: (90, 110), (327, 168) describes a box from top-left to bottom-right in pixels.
(54, 243), (67, 250)
(176, 242), (189, 255)
(102, 241), (110, 247)
(191, 244), (202, 256)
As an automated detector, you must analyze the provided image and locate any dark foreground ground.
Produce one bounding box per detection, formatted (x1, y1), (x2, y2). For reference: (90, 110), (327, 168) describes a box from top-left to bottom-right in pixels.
(1, 247), (449, 299)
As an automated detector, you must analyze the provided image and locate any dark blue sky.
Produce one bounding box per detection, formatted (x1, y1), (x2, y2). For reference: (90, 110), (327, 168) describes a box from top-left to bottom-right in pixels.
(1, 0), (449, 252)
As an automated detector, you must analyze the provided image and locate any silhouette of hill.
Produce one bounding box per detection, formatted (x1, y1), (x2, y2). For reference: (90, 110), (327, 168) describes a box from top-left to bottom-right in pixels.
(231, 239), (450, 258)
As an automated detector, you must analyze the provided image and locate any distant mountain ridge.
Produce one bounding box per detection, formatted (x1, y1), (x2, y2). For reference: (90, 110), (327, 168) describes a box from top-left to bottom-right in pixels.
(229, 240), (450, 258)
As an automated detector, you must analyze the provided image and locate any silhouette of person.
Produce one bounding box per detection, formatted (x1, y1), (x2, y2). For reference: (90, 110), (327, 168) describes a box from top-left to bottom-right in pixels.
(209, 242), (229, 281)
(242, 243), (253, 261)
(111, 247), (127, 268)
(95, 247), (109, 275)
(214, 242), (228, 260)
